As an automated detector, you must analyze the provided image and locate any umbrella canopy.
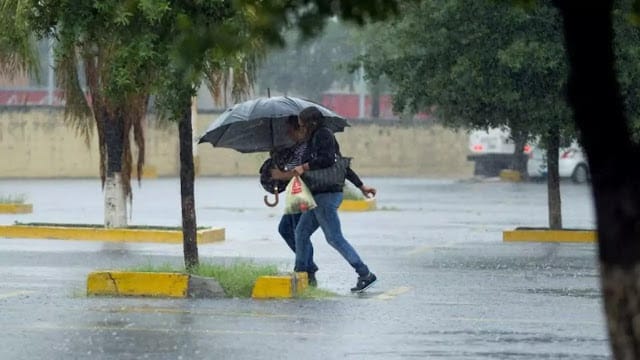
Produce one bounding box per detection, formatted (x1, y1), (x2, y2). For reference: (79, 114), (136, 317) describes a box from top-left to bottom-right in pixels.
(198, 96), (349, 153)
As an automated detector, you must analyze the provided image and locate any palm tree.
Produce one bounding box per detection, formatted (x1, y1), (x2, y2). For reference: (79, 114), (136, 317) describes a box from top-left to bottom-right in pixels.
(1, 0), (262, 269)
(0, 1), (39, 85)
(1, 0), (160, 228)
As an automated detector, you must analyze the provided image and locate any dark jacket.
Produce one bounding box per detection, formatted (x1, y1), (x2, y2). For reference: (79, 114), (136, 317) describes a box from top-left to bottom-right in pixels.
(302, 127), (363, 193)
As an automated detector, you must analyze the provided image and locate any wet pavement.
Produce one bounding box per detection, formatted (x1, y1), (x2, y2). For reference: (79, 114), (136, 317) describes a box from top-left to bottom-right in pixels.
(0, 177), (607, 359)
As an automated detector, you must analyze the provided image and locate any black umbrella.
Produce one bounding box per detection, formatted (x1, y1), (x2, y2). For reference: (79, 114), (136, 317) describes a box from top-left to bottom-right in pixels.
(198, 96), (349, 153)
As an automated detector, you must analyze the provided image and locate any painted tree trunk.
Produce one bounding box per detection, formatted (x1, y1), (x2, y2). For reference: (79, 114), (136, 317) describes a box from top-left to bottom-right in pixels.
(104, 173), (127, 228)
(546, 128), (562, 230)
(104, 111), (127, 228)
(179, 103), (199, 269)
(555, 1), (640, 357)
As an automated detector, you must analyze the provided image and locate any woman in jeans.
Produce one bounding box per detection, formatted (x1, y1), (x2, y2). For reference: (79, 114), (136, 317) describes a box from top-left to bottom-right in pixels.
(270, 115), (376, 288)
(292, 106), (377, 292)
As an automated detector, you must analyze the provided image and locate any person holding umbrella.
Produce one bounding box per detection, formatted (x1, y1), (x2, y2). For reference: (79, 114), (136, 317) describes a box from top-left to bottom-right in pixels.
(270, 115), (376, 288)
(286, 106), (377, 292)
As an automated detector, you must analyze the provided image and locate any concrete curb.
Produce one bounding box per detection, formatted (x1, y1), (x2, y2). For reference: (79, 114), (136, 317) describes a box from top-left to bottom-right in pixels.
(503, 228), (596, 243)
(86, 271), (225, 298)
(339, 198), (377, 212)
(0, 224), (225, 244)
(0, 203), (33, 214)
(251, 272), (309, 299)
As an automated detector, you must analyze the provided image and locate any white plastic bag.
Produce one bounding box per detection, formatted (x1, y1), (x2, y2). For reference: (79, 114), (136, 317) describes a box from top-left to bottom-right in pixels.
(284, 176), (317, 214)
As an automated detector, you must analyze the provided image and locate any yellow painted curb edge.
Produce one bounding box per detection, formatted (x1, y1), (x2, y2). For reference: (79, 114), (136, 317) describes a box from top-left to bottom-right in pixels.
(0, 225), (225, 244)
(499, 170), (522, 182)
(0, 204), (33, 214)
(339, 198), (377, 212)
(132, 165), (158, 179)
(251, 272), (308, 299)
(503, 229), (596, 243)
(87, 271), (189, 298)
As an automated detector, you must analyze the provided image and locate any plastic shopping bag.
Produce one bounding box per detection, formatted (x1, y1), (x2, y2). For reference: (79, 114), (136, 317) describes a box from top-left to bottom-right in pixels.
(284, 176), (317, 214)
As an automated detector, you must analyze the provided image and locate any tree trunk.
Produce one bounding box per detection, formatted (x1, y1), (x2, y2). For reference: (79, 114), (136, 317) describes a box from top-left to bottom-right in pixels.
(509, 128), (528, 176)
(546, 128), (562, 230)
(555, 2), (640, 358)
(179, 102), (199, 270)
(104, 110), (127, 228)
(370, 79), (381, 118)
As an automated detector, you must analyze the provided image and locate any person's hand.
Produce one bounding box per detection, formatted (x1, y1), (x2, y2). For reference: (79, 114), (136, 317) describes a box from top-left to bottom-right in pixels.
(270, 168), (288, 180)
(359, 185), (377, 198)
(293, 163), (308, 175)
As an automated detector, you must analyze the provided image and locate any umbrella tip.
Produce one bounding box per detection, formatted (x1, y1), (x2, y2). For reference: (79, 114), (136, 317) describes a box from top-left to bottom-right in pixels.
(267, 88), (270, 98)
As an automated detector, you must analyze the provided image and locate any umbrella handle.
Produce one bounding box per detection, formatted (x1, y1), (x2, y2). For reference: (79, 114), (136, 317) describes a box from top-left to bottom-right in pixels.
(264, 190), (279, 207)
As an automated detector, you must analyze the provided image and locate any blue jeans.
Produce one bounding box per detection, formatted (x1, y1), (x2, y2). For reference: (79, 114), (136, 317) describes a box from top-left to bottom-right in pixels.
(278, 213), (319, 274)
(294, 192), (369, 277)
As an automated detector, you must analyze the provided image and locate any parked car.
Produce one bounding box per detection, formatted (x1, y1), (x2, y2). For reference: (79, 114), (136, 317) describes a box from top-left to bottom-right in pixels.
(526, 143), (590, 183)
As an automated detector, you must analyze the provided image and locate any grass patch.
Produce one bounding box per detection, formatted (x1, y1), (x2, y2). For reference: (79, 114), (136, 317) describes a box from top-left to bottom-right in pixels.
(0, 194), (27, 204)
(298, 286), (337, 299)
(194, 262), (279, 298)
(126, 261), (279, 298)
(129, 262), (182, 273)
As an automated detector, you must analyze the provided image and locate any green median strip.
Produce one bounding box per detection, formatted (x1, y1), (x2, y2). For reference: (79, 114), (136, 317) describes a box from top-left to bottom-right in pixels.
(89, 261), (279, 298)
(88, 262), (335, 299)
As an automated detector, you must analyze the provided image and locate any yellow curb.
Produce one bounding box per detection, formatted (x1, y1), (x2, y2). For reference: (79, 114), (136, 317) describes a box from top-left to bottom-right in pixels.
(87, 271), (189, 298)
(295, 272), (308, 293)
(0, 225), (225, 244)
(503, 229), (596, 243)
(0, 203), (33, 214)
(132, 165), (158, 179)
(499, 170), (522, 182)
(251, 272), (308, 299)
(339, 198), (377, 212)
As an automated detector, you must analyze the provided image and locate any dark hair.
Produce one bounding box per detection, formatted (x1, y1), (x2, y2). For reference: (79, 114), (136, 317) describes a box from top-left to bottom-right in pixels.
(286, 115), (300, 130)
(299, 106), (324, 132)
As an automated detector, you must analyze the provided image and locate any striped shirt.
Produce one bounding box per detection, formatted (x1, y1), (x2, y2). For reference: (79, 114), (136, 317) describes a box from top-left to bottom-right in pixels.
(283, 142), (307, 171)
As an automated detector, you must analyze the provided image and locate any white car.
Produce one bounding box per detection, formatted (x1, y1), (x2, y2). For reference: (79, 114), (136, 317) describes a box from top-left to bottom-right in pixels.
(526, 144), (589, 183)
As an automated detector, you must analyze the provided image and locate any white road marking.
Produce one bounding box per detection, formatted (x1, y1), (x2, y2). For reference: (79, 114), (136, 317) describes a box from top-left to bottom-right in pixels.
(0, 290), (35, 299)
(375, 286), (411, 300)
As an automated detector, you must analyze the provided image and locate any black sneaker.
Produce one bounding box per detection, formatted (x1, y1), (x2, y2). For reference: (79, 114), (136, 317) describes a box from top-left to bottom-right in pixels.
(350, 272), (377, 293)
(308, 272), (318, 287)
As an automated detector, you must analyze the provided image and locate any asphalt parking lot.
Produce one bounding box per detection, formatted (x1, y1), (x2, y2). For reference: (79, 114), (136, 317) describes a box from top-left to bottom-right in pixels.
(0, 177), (606, 359)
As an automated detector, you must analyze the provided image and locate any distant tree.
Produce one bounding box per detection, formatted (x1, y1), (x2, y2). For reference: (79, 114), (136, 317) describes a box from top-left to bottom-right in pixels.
(256, 21), (358, 102)
(359, 0), (574, 228)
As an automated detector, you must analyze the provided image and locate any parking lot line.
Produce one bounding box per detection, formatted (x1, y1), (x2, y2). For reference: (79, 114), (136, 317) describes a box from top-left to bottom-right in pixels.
(375, 286), (411, 300)
(0, 290), (35, 299)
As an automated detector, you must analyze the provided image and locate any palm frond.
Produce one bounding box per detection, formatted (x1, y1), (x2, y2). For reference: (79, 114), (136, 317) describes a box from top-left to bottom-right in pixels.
(202, 61), (226, 105)
(56, 39), (93, 145)
(0, 0), (40, 79)
(202, 50), (263, 108)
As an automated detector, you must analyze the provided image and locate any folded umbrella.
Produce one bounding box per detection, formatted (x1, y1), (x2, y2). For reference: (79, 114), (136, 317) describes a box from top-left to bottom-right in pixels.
(198, 96), (349, 153)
